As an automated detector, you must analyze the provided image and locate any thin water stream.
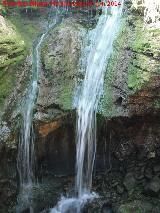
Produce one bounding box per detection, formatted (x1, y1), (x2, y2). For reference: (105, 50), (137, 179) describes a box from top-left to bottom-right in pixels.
(16, 13), (63, 213)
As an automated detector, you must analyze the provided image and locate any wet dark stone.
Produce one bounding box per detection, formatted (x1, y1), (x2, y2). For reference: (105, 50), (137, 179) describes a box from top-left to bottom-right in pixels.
(115, 97), (123, 106)
(144, 167), (153, 179)
(153, 165), (160, 173)
(123, 173), (136, 191)
(21, 208), (30, 213)
(145, 176), (160, 196)
(116, 185), (124, 195)
(101, 202), (112, 213)
(134, 167), (144, 180)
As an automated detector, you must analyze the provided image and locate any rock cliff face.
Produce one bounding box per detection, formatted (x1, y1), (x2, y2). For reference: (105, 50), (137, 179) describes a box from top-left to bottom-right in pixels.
(98, 2), (160, 117)
(0, 11), (48, 211)
(0, 1), (159, 212)
(0, 16), (27, 113)
(92, 1), (160, 211)
(0, 11), (88, 211)
(91, 114), (160, 212)
(33, 17), (87, 174)
(35, 18), (86, 119)
(0, 14), (34, 208)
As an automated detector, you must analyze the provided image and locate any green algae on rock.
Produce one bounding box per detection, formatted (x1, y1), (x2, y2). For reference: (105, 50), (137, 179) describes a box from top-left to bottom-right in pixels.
(127, 18), (160, 91)
(35, 18), (86, 122)
(0, 16), (26, 107)
(98, 12), (160, 117)
(0, 16), (26, 69)
(98, 18), (132, 117)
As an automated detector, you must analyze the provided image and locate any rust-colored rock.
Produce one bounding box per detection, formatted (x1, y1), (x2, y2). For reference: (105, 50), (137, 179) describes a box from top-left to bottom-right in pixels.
(38, 120), (61, 137)
(128, 75), (160, 115)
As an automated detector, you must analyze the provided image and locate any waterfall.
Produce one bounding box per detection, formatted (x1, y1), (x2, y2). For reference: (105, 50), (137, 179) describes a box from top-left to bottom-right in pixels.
(16, 15), (61, 212)
(76, 0), (124, 197)
(51, 1), (124, 212)
(16, 33), (47, 212)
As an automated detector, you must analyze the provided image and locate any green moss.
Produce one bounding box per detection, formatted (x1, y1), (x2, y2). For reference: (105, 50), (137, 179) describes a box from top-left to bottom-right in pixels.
(98, 19), (131, 117)
(127, 17), (160, 92)
(128, 67), (149, 90)
(0, 69), (16, 105)
(7, 15), (39, 49)
(127, 53), (159, 91)
(0, 10), (43, 107)
(154, 100), (160, 109)
(119, 205), (143, 213)
(42, 21), (82, 110)
(57, 82), (73, 110)
(0, 17), (26, 66)
(0, 17), (27, 106)
(130, 18), (160, 57)
(98, 14), (160, 116)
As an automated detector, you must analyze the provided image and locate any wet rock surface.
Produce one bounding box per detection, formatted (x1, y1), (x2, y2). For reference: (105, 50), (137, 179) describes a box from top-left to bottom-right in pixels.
(98, 2), (160, 117)
(36, 17), (86, 117)
(84, 114), (160, 212)
(35, 113), (76, 175)
(0, 2), (159, 213)
(0, 11), (50, 211)
(25, 113), (160, 213)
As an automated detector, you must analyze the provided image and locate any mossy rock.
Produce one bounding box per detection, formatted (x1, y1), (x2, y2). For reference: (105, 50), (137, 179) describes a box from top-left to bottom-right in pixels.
(0, 16), (26, 106)
(0, 17), (26, 68)
(118, 200), (160, 213)
(127, 53), (159, 91)
(127, 17), (160, 91)
(98, 13), (160, 117)
(40, 19), (86, 112)
(0, 4), (7, 16)
(98, 18), (132, 117)
(130, 19), (160, 58)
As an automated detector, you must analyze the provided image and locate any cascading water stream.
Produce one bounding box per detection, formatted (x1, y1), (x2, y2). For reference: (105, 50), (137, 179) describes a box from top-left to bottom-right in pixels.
(16, 13), (62, 212)
(76, 0), (124, 198)
(51, 1), (124, 212)
(17, 33), (48, 213)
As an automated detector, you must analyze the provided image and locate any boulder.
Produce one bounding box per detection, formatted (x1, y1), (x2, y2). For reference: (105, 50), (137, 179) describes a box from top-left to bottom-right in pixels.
(123, 173), (136, 191)
(145, 176), (160, 196)
(118, 200), (154, 213)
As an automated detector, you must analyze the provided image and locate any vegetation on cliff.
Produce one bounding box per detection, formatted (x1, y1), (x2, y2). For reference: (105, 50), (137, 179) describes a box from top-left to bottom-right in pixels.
(0, 16), (26, 106)
(36, 18), (86, 121)
(98, 7), (160, 117)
